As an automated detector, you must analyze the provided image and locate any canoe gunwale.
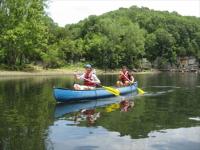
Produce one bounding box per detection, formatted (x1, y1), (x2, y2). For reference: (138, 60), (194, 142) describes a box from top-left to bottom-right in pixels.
(53, 87), (105, 91)
(53, 82), (138, 91)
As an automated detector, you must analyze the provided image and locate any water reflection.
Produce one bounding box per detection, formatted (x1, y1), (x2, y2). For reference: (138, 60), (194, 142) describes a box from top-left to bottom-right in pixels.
(73, 109), (101, 125)
(47, 120), (200, 150)
(0, 73), (200, 150)
(53, 73), (200, 145)
(0, 76), (56, 150)
(55, 94), (136, 126)
(105, 99), (134, 112)
(54, 96), (123, 118)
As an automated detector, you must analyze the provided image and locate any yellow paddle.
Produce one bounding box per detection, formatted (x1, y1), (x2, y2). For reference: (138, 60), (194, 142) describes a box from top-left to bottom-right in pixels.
(82, 77), (120, 96)
(121, 73), (145, 95)
(101, 86), (120, 96)
(137, 87), (145, 94)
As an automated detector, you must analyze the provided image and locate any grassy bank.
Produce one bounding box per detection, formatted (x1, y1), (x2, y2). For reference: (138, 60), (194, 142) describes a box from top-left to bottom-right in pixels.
(0, 64), (160, 76)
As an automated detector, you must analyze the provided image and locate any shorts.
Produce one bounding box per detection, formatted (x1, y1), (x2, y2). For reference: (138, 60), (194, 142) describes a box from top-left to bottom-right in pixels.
(74, 84), (96, 90)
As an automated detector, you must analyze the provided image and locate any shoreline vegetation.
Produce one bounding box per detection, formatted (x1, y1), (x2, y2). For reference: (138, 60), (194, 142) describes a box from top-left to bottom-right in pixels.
(0, 66), (160, 76)
(1, 2), (200, 72)
(0, 64), (199, 77)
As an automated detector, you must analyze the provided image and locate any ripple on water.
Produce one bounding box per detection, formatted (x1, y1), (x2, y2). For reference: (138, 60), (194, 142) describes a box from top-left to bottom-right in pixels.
(189, 117), (200, 121)
(151, 85), (180, 88)
(141, 89), (175, 97)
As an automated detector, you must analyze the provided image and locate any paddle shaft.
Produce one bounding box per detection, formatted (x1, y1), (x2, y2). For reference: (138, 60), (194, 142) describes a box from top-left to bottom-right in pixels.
(81, 77), (120, 96)
(121, 72), (133, 83)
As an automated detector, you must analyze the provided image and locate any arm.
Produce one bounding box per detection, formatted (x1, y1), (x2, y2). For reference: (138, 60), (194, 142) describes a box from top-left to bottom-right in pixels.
(75, 73), (85, 81)
(130, 75), (134, 83)
(129, 72), (134, 83)
(92, 74), (101, 84)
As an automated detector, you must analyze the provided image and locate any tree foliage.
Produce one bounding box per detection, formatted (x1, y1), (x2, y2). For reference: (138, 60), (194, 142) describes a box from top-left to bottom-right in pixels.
(0, 0), (48, 69)
(1, 3), (200, 70)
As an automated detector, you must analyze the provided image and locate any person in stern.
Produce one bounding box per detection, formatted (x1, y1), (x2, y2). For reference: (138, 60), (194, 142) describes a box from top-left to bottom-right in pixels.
(74, 64), (101, 90)
(116, 66), (134, 87)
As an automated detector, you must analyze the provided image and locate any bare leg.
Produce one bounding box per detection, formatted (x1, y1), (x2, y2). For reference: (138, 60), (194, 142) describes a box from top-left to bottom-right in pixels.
(116, 81), (120, 87)
(74, 84), (95, 90)
(124, 81), (130, 86)
(116, 81), (123, 87)
(74, 84), (81, 90)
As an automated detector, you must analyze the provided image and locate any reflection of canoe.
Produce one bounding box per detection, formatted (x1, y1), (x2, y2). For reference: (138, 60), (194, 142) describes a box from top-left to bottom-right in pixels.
(54, 94), (135, 118)
(53, 82), (138, 102)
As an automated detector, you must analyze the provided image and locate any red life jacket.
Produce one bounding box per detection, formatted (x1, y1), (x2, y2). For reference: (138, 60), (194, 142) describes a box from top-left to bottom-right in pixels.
(84, 72), (96, 87)
(120, 71), (131, 83)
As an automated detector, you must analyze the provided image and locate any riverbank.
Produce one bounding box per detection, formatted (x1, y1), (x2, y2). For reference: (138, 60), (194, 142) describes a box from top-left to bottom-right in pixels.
(0, 68), (160, 76)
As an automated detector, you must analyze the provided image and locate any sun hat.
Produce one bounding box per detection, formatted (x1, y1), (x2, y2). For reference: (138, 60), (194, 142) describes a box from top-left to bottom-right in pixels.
(84, 64), (92, 68)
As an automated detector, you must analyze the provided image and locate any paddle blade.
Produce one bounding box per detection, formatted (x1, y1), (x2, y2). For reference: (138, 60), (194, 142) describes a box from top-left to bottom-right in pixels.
(137, 88), (145, 95)
(105, 103), (120, 112)
(110, 103), (120, 109)
(105, 107), (114, 112)
(102, 86), (120, 96)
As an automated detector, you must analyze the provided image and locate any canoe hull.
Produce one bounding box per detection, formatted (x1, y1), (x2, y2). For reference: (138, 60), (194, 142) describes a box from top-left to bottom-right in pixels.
(54, 94), (135, 118)
(53, 82), (138, 102)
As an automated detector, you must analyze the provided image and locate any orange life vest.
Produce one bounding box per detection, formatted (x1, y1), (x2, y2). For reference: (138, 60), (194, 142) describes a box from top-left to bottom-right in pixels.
(84, 72), (96, 87)
(120, 71), (131, 83)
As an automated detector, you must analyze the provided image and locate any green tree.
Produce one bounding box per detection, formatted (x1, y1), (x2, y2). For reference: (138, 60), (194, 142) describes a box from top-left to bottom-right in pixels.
(0, 0), (48, 69)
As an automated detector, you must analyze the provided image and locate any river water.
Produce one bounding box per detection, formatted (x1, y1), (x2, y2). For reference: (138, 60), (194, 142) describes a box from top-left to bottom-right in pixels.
(0, 73), (200, 150)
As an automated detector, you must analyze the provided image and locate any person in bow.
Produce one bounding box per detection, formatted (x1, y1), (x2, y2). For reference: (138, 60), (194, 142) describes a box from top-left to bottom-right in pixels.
(116, 66), (134, 86)
(74, 64), (101, 90)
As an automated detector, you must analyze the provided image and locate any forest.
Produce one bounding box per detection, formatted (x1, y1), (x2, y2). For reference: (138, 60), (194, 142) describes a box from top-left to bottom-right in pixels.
(1, 0), (200, 70)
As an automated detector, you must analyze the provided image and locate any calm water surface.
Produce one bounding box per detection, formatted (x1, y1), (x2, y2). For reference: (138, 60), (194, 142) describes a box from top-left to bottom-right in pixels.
(0, 73), (200, 150)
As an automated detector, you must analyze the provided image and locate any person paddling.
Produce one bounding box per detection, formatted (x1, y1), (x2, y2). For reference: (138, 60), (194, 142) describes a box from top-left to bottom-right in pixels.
(74, 64), (101, 90)
(116, 66), (134, 86)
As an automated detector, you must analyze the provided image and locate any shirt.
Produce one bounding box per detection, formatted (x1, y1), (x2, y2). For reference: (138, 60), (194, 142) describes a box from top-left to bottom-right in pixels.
(79, 73), (101, 84)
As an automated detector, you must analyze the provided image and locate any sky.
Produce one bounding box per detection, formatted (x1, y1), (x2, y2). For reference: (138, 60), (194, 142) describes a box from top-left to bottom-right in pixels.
(46, 0), (200, 27)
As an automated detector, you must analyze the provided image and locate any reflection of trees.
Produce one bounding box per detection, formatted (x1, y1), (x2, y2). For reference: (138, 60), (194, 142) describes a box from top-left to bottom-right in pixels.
(0, 77), (56, 150)
(95, 87), (200, 139)
(93, 99), (147, 139)
(0, 74), (121, 149)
